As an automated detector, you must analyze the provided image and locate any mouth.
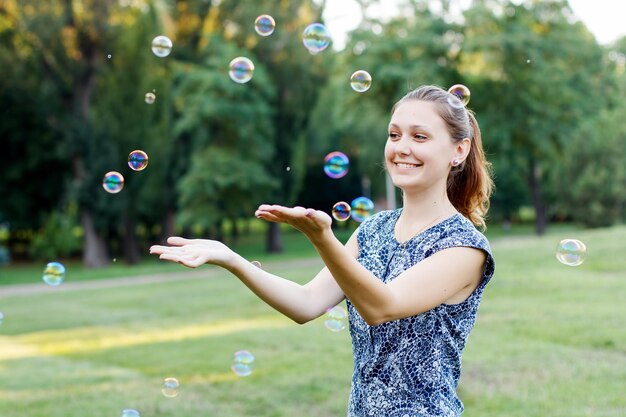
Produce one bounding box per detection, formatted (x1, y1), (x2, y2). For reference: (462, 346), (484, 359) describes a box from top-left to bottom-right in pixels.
(394, 162), (423, 169)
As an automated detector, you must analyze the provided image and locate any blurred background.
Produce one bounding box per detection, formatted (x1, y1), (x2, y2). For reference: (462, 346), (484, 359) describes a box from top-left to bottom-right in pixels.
(1, 0), (624, 269)
(0, 2), (625, 417)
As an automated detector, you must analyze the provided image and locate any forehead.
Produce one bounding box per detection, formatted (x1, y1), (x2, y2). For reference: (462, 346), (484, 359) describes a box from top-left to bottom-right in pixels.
(390, 100), (447, 132)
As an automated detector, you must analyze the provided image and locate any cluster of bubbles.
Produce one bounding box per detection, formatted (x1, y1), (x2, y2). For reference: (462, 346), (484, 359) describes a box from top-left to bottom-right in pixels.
(231, 350), (255, 377)
(128, 150), (149, 171)
(332, 202), (351, 222)
(228, 57), (255, 84)
(556, 239), (587, 266)
(447, 84), (471, 108)
(151, 36), (173, 58)
(350, 70), (372, 93)
(302, 23), (332, 54)
(323, 151), (349, 179)
(350, 197), (375, 223)
(324, 305), (348, 332)
(103, 171), (125, 194)
(161, 377), (180, 398)
(254, 14), (276, 36)
(42, 262), (66, 286)
(144, 92), (156, 104)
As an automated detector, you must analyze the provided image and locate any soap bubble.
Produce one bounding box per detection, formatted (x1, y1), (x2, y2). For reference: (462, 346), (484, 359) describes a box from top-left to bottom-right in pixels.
(107, 54), (112, 59)
(556, 239), (586, 266)
(324, 305), (348, 332)
(447, 84), (470, 108)
(128, 150), (149, 171)
(121, 409), (140, 417)
(231, 350), (255, 377)
(43, 262), (65, 286)
(228, 57), (255, 84)
(151, 35), (172, 57)
(0, 312), (4, 326)
(161, 377), (179, 398)
(144, 92), (156, 104)
(323, 151), (349, 179)
(102, 171), (124, 194)
(251, 260), (262, 269)
(332, 202), (351, 222)
(350, 197), (374, 222)
(302, 23), (331, 53)
(350, 70), (372, 93)
(254, 14), (276, 36)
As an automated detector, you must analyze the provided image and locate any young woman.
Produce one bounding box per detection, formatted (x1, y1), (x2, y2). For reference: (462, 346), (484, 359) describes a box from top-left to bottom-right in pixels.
(150, 84), (495, 417)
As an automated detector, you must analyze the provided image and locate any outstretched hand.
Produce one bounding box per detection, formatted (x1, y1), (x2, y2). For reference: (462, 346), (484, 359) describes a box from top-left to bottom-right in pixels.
(254, 204), (333, 241)
(149, 237), (234, 268)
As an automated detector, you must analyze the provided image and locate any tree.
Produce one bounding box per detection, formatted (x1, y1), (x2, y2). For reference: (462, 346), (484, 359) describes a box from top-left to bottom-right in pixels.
(463, 0), (607, 234)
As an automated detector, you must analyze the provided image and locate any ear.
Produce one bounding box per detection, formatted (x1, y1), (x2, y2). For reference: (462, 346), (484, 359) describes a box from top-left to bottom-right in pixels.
(453, 137), (471, 162)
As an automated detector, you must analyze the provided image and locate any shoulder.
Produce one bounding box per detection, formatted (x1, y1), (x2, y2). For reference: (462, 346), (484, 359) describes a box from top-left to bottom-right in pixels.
(432, 214), (492, 255)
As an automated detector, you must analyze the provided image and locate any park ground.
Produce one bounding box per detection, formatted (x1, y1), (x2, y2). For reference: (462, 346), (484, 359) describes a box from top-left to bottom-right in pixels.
(0, 224), (625, 417)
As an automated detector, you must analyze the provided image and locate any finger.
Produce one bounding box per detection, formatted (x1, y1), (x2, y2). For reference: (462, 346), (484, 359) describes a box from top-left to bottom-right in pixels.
(159, 253), (183, 263)
(256, 212), (284, 223)
(166, 236), (195, 246)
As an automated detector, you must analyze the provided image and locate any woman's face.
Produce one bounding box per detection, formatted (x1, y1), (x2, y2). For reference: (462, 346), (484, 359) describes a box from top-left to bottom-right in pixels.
(385, 100), (460, 193)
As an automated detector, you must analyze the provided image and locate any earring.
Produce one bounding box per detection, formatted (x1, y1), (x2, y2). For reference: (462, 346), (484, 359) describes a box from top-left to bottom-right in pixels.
(451, 159), (460, 166)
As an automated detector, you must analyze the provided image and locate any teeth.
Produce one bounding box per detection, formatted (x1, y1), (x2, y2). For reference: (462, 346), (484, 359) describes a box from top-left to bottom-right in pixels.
(395, 163), (420, 168)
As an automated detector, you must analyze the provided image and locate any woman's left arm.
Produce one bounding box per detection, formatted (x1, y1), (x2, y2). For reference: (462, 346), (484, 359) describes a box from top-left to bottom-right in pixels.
(255, 205), (486, 326)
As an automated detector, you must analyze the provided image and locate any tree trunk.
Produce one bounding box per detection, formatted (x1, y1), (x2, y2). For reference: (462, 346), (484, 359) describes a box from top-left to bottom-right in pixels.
(81, 210), (109, 268)
(528, 157), (548, 235)
(123, 215), (140, 265)
(266, 222), (283, 253)
(161, 209), (176, 244)
(230, 217), (239, 243)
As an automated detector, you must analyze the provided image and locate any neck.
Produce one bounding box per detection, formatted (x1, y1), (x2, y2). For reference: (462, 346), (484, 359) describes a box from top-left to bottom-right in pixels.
(400, 185), (455, 222)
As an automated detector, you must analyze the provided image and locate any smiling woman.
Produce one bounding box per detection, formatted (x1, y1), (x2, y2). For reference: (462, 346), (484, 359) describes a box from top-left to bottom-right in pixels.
(151, 85), (495, 417)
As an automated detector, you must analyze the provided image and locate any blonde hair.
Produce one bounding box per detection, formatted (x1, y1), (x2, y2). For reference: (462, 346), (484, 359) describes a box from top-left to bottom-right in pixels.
(392, 85), (493, 228)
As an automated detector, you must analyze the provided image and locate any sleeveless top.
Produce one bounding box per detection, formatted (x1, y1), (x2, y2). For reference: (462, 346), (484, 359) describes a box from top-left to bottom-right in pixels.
(345, 209), (495, 417)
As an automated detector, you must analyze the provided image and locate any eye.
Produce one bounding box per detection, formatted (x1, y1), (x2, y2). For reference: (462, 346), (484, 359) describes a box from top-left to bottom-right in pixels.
(388, 132), (400, 140)
(413, 134), (428, 141)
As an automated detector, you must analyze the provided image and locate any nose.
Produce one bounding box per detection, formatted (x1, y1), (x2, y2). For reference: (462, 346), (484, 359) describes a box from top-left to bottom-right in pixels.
(395, 134), (412, 155)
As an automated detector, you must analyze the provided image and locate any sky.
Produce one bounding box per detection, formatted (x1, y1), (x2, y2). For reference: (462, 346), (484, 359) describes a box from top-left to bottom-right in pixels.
(322, 0), (626, 50)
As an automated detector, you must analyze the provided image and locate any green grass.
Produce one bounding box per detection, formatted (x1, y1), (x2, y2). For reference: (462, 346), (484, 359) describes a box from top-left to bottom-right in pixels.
(0, 225), (625, 416)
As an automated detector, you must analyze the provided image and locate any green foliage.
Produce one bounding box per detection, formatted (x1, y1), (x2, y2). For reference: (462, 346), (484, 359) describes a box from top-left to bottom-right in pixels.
(550, 105), (626, 227)
(29, 204), (82, 261)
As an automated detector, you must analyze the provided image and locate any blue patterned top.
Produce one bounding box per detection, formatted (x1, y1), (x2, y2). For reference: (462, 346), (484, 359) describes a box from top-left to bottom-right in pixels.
(346, 209), (495, 417)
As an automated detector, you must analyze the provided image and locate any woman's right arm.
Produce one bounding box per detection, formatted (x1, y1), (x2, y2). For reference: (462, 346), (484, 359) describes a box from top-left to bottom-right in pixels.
(150, 236), (351, 324)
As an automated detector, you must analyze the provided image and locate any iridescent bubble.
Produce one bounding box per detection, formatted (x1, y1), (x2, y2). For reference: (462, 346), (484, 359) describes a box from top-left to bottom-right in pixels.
(286, 166), (291, 172)
(254, 14), (276, 37)
(323, 151), (349, 179)
(332, 202), (351, 222)
(350, 197), (374, 223)
(107, 54), (112, 59)
(228, 57), (255, 84)
(231, 350), (255, 377)
(43, 262), (65, 286)
(0, 312), (4, 326)
(447, 84), (470, 108)
(302, 23), (331, 53)
(144, 92), (156, 104)
(103, 171), (124, 194)
(121, 409), (140, 417)
(161, 377), (180, 398)
(350, 70), (372, 93)
(151, 35), (172, 58)
(128, 150), (149, 171)
(324, 305), (348, 332)
(556, 239), (587, 266)
(251, 260), (262, 269)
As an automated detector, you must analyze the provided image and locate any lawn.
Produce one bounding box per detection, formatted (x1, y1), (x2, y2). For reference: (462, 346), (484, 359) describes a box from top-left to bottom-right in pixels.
(0, 224), (624, 417)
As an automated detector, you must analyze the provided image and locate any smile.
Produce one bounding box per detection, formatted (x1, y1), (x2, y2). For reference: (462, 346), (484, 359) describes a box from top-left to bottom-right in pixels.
(394, 162), (423, 168)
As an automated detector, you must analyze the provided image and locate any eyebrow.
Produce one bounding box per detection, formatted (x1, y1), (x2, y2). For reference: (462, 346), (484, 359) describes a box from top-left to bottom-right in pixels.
(387, 123), (432, 131)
